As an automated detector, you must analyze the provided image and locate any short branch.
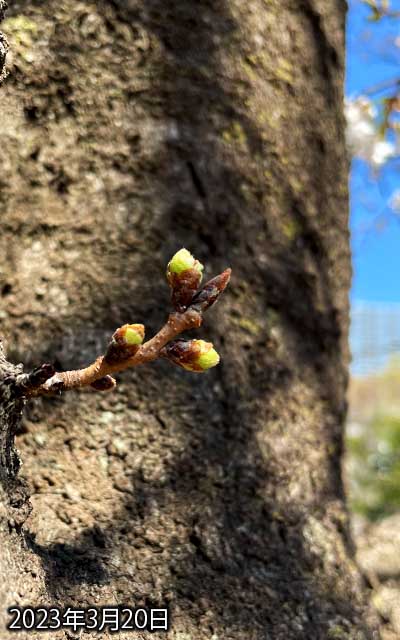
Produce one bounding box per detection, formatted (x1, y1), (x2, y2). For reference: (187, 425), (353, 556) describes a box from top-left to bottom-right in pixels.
(15, 256), (231, 399)
(25, 308), (202, 397)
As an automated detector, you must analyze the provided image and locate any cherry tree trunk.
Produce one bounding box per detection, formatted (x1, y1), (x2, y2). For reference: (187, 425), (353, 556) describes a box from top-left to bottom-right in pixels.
(0, 1), (379, 638)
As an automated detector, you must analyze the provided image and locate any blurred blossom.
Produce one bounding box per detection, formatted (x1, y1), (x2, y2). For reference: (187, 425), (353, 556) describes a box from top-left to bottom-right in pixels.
(345, 97), (396, 167)
(371, 140), (396, 167)
(345, 97), (376, 151)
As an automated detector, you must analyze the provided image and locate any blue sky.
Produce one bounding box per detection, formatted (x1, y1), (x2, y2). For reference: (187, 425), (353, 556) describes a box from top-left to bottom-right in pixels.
(347, 0), (400, 302)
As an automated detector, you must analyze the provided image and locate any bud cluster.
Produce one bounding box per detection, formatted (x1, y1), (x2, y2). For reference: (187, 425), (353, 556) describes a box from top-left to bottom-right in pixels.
(162, 248), (232, 374)
(22, 249), (231, 398)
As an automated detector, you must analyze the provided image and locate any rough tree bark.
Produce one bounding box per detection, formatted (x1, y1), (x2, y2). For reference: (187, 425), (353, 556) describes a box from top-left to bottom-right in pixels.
(0, 1), (379, 639)
(1, 0), (45, 626)
(0, 1), (7, 81)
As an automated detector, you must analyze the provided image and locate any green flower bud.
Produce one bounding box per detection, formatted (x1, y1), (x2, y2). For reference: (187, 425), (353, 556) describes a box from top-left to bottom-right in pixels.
(105, 324), (145, 363)
(167, 248), (204, 276)
(166, 249), (204, 312)
(162, 339), (220, 373)
(122, 324), (145, 346)
(196, 341), (220, 370)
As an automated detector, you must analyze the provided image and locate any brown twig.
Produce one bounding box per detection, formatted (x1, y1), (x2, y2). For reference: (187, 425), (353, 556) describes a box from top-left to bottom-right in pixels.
(24, 309), (202, 397)
(19, 262), (231, 398)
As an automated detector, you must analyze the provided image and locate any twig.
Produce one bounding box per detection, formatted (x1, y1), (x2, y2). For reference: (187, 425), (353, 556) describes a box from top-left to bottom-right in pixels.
(17, 252), (231, 399)
(363, 77), (400, 97)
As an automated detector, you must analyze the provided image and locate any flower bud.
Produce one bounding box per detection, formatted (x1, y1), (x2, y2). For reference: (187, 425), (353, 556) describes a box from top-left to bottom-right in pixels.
(166, 248), (204, 312)
(190, 268), (231, 313)
(167, 248), (203, 277)
(105, 324), (145, 364)
(16, 363), (56, 393)
(162, 339), (220, 372)
(91, 375), (117, 391)
(118, 324), (145, 346)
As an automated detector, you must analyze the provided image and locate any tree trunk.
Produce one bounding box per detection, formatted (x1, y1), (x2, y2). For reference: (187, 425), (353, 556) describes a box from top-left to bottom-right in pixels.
(0, 1), (379, 638)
